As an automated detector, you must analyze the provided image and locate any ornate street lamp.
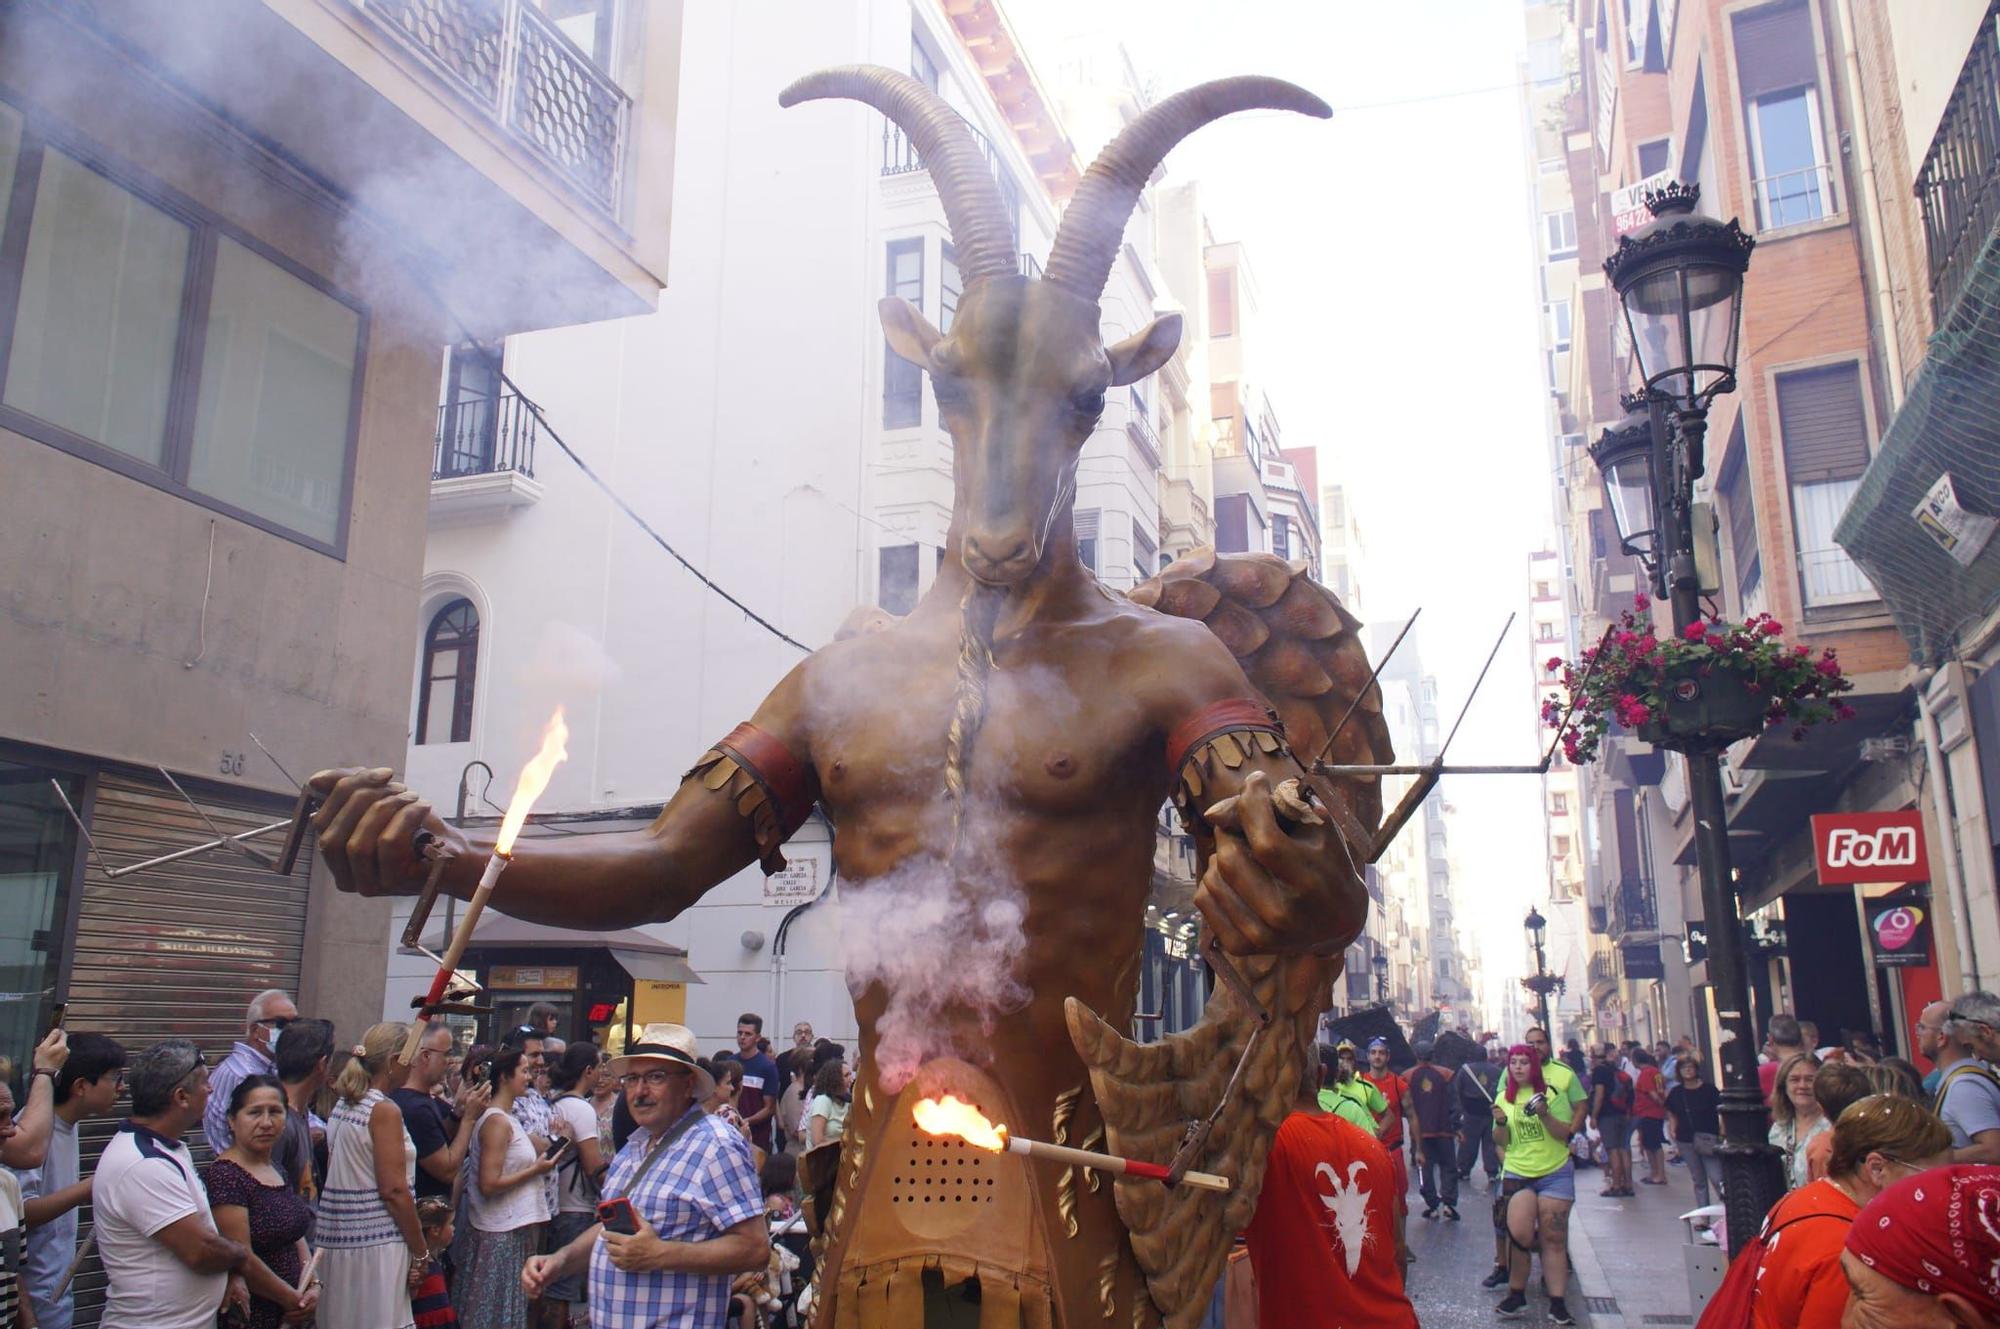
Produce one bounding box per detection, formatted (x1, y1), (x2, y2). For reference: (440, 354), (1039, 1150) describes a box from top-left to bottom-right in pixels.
(1522, 907), (1555, 1036)
(1589, 408), (1660, 571)
(1599, 180), (1779, 1253)
(1371, 950), (1390, 1004)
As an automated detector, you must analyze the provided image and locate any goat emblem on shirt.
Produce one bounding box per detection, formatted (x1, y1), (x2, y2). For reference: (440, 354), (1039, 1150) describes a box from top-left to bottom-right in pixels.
(1315, 1160), (1373, 1275)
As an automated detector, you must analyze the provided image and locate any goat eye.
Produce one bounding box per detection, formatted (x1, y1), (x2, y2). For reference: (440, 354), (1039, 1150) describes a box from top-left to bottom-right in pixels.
(1074, 390), (1105, 416)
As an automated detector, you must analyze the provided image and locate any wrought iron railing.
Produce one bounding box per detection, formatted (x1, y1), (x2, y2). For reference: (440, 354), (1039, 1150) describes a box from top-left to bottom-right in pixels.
(434, 391), (537, 479)
(1589, 952), (1618, 987)
(1020, 252), (1043, 280)
(353, 0), (630, 217)
(1127, 389), (1160, 460)
(1610, 876), (1658, 937)
(881, 121), (1021, 243)
(1918, 5), (2000, 321)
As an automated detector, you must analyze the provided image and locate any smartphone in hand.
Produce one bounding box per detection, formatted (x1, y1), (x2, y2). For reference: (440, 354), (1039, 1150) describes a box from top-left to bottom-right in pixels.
(597, 1198), (639, 1235)
(544, 1136), (573, 1162)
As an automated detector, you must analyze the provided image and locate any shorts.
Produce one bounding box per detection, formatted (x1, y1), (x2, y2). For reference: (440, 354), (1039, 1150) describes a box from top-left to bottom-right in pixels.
(545, 1211), (596, 1302)
(1501, 1161), (1577, 1203)
(1636, 1117), (1665, 1150)
(1597, 1114), (1631, 1148)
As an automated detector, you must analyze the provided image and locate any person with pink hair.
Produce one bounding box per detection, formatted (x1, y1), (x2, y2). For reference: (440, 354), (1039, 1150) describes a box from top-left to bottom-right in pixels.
(1489, 1045), (1584, 1325)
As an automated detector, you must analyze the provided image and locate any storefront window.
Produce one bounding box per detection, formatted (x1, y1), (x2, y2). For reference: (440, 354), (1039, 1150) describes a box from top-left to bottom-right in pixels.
(0, 761), (78, 1059)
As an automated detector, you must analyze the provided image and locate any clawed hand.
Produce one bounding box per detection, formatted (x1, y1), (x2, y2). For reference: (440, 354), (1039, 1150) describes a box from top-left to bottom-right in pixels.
(1198, 771), (1367, 955)
(306, 768), (468, 896)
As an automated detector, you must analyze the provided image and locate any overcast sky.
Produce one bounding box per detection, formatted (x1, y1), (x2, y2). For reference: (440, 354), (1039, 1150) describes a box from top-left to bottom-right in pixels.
(1009, 0), (1558, 1022)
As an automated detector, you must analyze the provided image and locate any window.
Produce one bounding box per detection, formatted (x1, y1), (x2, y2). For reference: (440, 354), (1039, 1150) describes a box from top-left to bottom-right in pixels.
(910, 32), (940, 92)
(883, 239), (924, 428)
(1544, 209), (1577, 259)
(878, 543), (918, 615)
(1537, 620), (1560, 641)
(0, 762), (77, 1069)
(0, 106), (366, 555)
(1535, 580), (1553, 598)
(1636, 137), (1672, 177)
(1215, 494), (1249, 553)
(1529, 36), (1566, 86)
(1132, 518), (1157, 581)
(1207, 268), (1236, 337)
(1075, 509), (1100, 574)
(1545, 298), (1573, 350)
(939, 242), (961, 336)
(416, 599), (479, 744)
(1554, 834), (1572, 858)
(1552, 792), (1570, 815)
(1716, 421), (1762, 605)
(1683, 66), (1719, 211)
(439, 344), (503, 476)
(1776, 363), (1875, 606)
(188, 238), (362, 546)
(1272, 514), (1291, 561)
(1734, 2), (1833, 230)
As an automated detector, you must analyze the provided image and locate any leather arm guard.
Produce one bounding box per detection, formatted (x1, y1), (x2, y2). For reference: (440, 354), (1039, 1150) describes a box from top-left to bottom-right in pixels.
(1166, 698), (1288, 831)
(685, 722), (819, 875)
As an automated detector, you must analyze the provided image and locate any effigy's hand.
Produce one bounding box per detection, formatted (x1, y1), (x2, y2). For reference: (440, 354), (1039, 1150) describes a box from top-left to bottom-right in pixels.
(307, 768), (466, 897)
(1198, 771), (1365, 956)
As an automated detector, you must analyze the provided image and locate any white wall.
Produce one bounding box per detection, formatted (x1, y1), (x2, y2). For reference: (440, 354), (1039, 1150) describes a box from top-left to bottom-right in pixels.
(1886, 2), (1989, 185)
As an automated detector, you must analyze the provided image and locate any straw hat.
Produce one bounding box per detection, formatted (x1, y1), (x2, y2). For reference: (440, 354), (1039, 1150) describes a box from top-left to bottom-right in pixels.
(605, 1023), (714, 1099)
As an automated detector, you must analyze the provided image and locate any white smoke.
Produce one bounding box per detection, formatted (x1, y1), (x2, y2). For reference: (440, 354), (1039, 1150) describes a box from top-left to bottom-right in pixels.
(522, 620), (622, 694)
(833, 839), (1032, 1092)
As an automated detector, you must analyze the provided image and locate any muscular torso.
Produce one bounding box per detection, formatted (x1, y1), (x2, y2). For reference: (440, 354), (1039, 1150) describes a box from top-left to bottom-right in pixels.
(799, 587), (1211, 1075)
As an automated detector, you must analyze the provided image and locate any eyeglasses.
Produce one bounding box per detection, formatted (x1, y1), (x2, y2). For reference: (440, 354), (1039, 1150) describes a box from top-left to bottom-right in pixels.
(260, 1017), (298, 1031)
(618, 1069), (693, 1090)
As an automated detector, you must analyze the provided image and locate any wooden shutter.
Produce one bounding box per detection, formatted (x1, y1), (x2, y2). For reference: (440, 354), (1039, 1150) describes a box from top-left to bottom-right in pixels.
(1716, 433), (1761, 594)
(1777, 363), (1870, 483)
(1732, 1), (1817, 102)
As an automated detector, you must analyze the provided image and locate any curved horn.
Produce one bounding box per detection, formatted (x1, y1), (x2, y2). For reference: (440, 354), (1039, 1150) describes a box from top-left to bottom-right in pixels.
(780, 65), (1018, 285)
(1042, 77), (1331, 300)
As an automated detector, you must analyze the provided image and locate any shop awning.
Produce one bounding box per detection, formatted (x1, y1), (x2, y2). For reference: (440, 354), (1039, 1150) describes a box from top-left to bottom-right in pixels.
(1736, 687), (1912, 773)
(1836, 225), (2000, 664)
(415, 913), (703, 984)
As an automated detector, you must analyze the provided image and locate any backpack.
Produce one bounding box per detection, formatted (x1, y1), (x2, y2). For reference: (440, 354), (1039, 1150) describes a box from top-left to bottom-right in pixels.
(1694, 1207), (1853, 1329)
(1607, 1070), (1634, 1115)
(1934, 1060), (2000, 1118)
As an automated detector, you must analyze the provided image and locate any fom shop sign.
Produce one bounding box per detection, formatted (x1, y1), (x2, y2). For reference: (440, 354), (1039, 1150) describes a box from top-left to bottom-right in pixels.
(1811, 810), (1928, 886)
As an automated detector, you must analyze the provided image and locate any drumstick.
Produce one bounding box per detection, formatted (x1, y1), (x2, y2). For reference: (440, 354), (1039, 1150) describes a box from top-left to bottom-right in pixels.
(295, 1248), (322, 1293)
(55, 1232), (94, 1298)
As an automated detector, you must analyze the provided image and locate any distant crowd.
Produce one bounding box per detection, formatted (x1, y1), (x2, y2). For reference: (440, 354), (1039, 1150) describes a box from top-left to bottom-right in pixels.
(0, 997), (848, 1329)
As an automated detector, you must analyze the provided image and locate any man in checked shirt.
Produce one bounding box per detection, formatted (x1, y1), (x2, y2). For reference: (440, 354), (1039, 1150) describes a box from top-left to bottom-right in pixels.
(522, 1024), (766, 1328)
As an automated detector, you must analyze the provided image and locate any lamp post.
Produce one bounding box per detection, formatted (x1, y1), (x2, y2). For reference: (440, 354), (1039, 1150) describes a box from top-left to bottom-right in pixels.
(1522, 906), (1555, 1035)
(1596, 181), (1779, 1252)
(1371, 950), (1390, 1005)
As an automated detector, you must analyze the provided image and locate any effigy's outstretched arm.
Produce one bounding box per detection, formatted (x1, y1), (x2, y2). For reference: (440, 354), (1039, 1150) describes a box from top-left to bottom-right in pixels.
(306, 661), (819, 930)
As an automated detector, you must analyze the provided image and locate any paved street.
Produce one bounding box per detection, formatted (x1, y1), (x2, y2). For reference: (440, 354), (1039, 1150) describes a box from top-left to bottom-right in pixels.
(1404, 1156), (1708, 1329)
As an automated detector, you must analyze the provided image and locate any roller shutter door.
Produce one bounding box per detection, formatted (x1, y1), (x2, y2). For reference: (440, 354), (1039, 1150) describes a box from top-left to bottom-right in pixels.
(67, 770), (311, 1327)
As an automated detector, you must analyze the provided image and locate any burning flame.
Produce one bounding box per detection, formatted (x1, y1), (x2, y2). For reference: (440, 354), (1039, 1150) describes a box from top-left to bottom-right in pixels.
(912, 1094), (1007, 1152)
(494, 708), (570, 856)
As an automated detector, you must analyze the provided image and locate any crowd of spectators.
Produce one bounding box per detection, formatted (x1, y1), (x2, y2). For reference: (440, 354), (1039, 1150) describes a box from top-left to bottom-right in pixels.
(0, 999), (842, 1329)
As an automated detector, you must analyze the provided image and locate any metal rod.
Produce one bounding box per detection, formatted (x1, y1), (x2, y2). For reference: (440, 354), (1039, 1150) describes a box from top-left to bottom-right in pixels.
(106, 818), (295, 878)
(1436, 613), (1516, 759)
(1313, 608), (1419, 765)
(1322, 763), (1551, 776)
(1537, 623), (1618, 767)
(47, 778), (292, 879)
(158, 767), (277, 869)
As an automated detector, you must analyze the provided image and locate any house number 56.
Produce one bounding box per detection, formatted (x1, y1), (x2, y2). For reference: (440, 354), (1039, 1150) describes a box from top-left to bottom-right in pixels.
(219, 752), (246, 776)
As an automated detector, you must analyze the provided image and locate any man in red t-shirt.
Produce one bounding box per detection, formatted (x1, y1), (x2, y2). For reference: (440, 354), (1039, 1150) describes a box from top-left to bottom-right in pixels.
(1362, 1037), (1418, 1248)
(1244, 1067), (1418, 1329)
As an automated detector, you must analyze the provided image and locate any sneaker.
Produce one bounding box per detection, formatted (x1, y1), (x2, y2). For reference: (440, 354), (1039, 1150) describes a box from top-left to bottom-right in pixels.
(1481, 1266), (1510, 1289)
(1548, 1297), (1575, 1325)
(1421, 1204), (1439, 1219)
(1443, 1205), (1461, 1221)
(1496, 1292), (1528, 1318)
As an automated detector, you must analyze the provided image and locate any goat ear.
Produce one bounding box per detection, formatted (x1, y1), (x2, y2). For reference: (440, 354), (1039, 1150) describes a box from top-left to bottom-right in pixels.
(879, 297), (942, 369)
(1105, 313), (1182, 387)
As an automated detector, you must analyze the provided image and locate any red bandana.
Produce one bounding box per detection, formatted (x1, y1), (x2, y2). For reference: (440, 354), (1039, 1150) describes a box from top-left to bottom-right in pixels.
(1846, 1165), (2000, 1313)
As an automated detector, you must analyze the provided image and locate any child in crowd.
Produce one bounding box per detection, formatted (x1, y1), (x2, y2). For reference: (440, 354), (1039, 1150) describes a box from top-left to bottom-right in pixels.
(411, 1197), (458, 1329)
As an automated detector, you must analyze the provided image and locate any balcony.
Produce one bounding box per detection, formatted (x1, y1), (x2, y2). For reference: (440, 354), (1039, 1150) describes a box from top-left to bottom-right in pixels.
(430, 391), (543, 519)
(353, 0), (631, 217)
(1609, 875), (1659, 938)
(1127, 389), (1161, 465)
(882, 121), (1021, 245)
(1918, 4), (2000, 321)
(1589, 951), (1619, 989)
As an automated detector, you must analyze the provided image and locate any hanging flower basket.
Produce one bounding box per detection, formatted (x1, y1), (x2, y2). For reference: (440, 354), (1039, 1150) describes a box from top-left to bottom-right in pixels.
(1541, 595), (1856, 763)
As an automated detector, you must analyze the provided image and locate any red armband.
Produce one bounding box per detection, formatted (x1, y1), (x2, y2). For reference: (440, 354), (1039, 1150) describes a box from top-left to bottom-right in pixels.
(687, 723), (819, 875)
(1165, 698), (1282, 780)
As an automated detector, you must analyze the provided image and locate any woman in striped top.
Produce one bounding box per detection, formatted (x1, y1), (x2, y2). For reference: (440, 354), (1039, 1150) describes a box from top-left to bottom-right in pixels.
(317, 1023), (427, 1329)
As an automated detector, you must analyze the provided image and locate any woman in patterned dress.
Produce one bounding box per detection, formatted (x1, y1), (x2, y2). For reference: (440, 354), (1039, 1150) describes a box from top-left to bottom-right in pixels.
(318, 1023), (428, 1329)
(455, 1046), (556, 1329)
(206, 1075), (318, 1329)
